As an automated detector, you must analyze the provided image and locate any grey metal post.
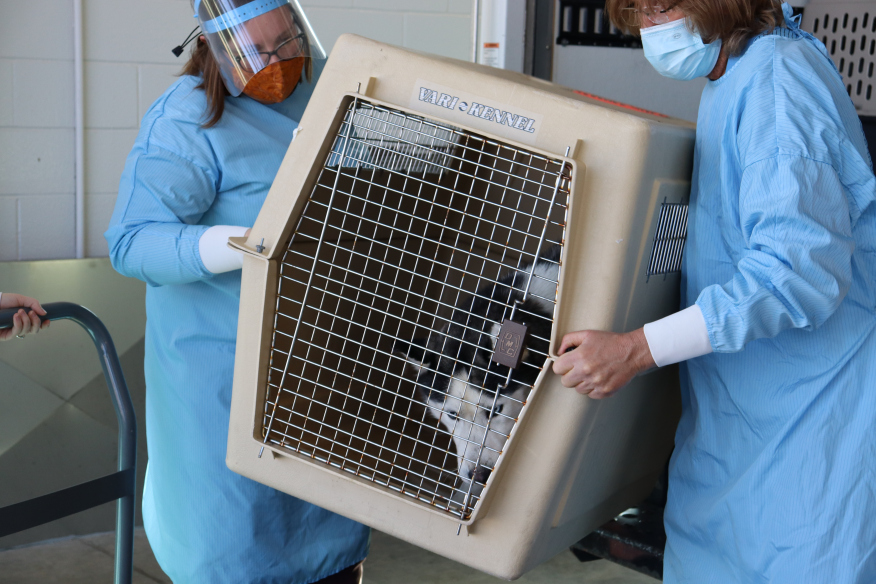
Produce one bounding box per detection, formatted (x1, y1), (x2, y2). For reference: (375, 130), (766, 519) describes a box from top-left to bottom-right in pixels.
(0, 302), (137, 584)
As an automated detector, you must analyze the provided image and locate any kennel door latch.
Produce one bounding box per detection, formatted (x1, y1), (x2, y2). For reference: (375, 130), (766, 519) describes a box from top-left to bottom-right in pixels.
(491, 319), (529, 369)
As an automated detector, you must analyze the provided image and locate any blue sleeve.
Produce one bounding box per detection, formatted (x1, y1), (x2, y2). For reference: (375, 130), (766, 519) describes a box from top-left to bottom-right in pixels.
(105, 143), (217, 287)
(696, 155), (855, 352)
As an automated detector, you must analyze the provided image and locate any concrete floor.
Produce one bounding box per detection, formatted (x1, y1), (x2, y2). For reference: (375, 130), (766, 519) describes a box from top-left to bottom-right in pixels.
(0, 528), (657, 584)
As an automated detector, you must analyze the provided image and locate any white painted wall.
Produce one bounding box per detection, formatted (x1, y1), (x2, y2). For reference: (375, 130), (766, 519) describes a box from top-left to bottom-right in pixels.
(1, 0), (474, 261)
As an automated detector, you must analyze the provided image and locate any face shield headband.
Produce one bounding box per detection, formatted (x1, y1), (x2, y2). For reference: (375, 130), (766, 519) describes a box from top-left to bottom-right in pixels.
(193, 0), (326, 97)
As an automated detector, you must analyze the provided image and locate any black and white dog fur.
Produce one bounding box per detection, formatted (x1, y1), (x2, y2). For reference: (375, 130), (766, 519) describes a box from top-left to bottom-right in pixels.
(396, 246), (560, 502)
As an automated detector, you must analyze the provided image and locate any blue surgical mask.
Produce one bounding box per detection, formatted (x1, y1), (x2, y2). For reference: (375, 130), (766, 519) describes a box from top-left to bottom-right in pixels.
(641, 19), (722, 81)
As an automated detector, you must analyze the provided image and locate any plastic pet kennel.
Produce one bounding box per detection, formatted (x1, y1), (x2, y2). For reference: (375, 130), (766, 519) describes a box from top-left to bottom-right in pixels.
(226, 34), (695, 579)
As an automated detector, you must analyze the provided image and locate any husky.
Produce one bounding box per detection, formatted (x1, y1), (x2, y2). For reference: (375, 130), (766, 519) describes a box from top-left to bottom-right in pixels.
(396, 246), (560, 504)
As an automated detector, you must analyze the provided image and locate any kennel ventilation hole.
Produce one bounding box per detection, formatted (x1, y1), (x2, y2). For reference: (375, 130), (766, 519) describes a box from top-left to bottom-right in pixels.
(646, 200), (689, 281)
(261, 97), (571, 521)
(803, 2), (876, 115)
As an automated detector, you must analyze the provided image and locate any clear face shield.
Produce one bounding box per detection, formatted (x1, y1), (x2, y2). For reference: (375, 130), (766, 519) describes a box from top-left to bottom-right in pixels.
(194, 0), (327, 100)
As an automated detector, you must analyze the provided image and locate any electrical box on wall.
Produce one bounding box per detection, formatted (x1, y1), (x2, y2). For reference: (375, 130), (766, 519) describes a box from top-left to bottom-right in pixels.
(477, 0), (526, 72)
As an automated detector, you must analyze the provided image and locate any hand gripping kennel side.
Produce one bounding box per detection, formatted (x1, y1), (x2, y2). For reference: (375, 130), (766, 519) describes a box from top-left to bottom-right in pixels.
(227, 34), (694, 579)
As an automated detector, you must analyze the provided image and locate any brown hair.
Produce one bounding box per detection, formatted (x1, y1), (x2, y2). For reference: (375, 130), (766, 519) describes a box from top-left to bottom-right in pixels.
(180, 10), (315, 128)
(605, 0), (785, 56)
(181, 38), (229, 128)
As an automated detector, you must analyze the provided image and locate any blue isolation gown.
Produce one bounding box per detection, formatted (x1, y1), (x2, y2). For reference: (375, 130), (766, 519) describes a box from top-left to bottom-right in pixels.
(105, 67), (370, 584)
(666, 8), (876, 583)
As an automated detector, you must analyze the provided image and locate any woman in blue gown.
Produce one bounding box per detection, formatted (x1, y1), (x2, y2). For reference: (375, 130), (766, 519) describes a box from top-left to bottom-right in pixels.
(105, 2), (370, 582)
(553, 2), (876, 581)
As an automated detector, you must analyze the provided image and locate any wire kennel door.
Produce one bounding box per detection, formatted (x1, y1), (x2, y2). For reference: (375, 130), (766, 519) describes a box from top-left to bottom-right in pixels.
(261, 97), (571, 523)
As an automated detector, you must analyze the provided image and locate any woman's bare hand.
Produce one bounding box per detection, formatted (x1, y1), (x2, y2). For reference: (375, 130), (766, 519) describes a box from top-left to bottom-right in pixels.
(552, 328), (656, 399)
(0, 293), (49, 341)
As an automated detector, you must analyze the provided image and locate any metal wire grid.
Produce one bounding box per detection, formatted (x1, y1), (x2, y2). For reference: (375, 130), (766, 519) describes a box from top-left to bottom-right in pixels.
(326, 106), (457, 174)
(646, 201), (688, 281)
(261, 97), (571, 521)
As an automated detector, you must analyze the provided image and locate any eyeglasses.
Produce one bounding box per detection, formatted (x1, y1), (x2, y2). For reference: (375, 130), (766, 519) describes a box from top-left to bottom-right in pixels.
(235, 33), (306, 72)
(620, 2), (681, 28)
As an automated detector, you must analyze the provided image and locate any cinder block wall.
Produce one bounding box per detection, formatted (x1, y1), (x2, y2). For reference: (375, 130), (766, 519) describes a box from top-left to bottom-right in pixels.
(0, 0), (473, 550)
(1, 0), (473, 262)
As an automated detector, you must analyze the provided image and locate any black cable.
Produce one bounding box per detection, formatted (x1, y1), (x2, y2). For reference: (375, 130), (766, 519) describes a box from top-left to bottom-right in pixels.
(172, 26), (201, 57)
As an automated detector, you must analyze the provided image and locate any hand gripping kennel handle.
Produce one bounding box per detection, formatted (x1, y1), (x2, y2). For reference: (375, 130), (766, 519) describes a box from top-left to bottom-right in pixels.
(0, 302), (137, 584)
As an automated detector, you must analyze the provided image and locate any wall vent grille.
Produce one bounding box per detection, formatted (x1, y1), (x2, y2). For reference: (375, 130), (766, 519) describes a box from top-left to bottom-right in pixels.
(803, 2), (876, 115)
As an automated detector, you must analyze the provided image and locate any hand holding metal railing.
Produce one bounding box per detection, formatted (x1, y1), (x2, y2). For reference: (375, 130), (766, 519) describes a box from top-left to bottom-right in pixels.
(0, 293), (49, 341)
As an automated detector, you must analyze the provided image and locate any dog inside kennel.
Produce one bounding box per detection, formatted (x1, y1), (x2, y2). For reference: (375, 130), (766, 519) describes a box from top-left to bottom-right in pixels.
(227, 34), (694, 579)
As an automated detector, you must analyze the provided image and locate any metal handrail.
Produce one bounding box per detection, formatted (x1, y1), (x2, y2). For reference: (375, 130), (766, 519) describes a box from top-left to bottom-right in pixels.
(0, 302), (137, 584)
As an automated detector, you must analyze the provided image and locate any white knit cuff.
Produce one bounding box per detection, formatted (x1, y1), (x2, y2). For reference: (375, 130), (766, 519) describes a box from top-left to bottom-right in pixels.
(198, 226), (249, 274)
(643, 305), (713, 367)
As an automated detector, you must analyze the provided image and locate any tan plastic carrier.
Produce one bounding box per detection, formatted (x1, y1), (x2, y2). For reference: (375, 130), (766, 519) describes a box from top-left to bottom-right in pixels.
(227, 34), (695, 580)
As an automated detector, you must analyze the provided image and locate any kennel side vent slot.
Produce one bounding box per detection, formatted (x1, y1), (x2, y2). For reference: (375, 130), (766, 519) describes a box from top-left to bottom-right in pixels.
(646, 200), (688, 281)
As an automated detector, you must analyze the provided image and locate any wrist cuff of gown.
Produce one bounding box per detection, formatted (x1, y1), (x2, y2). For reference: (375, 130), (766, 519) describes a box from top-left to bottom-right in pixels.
(643, 305), (713, 367)
(198, 225), (249, 274)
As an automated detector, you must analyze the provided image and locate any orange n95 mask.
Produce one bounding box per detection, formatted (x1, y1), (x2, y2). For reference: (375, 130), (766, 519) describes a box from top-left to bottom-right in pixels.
(243, 57), (304, 104)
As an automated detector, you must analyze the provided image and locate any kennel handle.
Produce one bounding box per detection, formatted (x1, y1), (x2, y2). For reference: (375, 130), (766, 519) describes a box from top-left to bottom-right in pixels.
(0, 302), (137, 584)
